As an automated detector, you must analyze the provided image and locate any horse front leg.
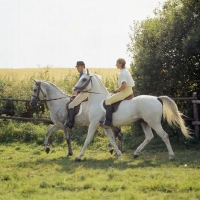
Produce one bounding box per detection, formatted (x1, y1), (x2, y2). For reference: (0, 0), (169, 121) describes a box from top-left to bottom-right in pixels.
(64, 127), (73, 156)
(44, 124), (59, 154)
(75, 123), (98, 161)
(105, 128), (122, 160)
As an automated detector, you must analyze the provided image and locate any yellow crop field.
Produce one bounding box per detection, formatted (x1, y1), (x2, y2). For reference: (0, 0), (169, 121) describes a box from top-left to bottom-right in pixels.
(0, 68), (119, 81)
(0, 67), (121, 103)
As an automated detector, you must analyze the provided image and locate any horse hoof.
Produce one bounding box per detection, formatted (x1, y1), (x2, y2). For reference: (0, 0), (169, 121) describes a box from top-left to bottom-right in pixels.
(75, 157), (81, 162)
(46, 147), (50, 154)
(110, 149), (114, 155)
(169, 155), (175, 160)
(68, 152), (73, 156)
(134, 154), (139, 159)
(118, 154), (122, 160)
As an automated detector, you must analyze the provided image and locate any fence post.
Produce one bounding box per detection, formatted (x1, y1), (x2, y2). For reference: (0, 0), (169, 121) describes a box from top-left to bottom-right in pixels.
(192, 92), (199, 140)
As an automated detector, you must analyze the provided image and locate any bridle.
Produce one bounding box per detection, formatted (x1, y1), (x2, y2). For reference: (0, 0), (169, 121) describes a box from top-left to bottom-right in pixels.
(32, 82), (66, 102)
(74, 76), (92, 93)
(32, 82), (45, 102)
(74, 75), (103, 94)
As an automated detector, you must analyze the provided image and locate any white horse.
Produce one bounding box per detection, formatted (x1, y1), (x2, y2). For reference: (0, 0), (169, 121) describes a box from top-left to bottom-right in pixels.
(72, 69), (192, 161)
(30, 80), (123, 156)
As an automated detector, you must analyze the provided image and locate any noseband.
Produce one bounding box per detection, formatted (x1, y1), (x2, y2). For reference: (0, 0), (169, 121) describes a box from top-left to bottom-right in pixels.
(74, 76), (92, 92)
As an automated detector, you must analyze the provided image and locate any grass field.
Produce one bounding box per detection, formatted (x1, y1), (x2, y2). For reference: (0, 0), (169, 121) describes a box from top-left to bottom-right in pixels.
(1, 67), (200, 199)
(1, 142), (200, 200)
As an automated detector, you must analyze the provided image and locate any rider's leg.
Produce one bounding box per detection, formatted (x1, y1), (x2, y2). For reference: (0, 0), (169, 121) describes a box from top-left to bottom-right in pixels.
(65, 92), (88, 129)
(100, 86), (133, 128)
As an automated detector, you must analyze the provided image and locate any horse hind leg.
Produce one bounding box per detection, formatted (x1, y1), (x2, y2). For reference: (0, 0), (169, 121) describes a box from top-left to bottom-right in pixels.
(105, 128), (122, 160)
(109, 127), (123, 154)
(152, 124), (175, 160)
(64, 127), (73, 156)
(134, 121), (154, 158)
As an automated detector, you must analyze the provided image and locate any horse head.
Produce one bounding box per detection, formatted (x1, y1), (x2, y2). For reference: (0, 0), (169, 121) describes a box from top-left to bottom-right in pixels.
(30, 80), (46, 107)
(74, 69), (93, 93)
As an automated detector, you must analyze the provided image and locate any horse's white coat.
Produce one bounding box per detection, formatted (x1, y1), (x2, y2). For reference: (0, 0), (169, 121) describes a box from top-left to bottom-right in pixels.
(31, 81), (90, 155)
(73, 71), (191, 160)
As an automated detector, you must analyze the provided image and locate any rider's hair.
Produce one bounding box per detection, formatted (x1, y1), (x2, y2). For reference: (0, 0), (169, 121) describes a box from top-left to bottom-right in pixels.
(117, 58), (126, 68)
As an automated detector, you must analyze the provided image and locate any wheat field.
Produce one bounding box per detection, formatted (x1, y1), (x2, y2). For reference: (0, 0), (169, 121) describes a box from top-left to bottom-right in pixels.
(0, 68), (119, 81)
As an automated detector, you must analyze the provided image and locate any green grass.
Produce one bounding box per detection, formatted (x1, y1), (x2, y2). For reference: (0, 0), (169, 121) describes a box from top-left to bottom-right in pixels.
(1, 142), (200, 200)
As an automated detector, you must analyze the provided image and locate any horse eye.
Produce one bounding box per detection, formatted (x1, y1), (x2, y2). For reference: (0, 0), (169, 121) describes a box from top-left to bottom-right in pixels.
(34, 89), (37, 92)
(82, 78), (87, 81)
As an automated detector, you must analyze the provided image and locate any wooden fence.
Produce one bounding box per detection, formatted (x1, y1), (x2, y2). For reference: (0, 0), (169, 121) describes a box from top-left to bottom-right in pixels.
(0, 92), (199, 139)
(171, 92), (199, 140)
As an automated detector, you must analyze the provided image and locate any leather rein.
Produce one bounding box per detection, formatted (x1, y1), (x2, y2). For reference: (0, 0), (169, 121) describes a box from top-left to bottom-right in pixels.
(32, 82), (66, 102)
(74, 76), (101, 94)
(32, 78), (101, 103)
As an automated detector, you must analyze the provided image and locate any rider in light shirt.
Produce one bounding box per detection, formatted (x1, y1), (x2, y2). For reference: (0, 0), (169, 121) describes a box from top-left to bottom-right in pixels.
(100, 58), (135, 128)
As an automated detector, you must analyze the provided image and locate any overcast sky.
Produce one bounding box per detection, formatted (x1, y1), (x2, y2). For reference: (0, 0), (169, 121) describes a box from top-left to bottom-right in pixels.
(0, 0), (166, 68)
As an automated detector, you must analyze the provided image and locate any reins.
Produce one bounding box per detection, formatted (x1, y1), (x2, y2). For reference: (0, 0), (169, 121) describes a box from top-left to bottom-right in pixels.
(32, 81), (67, 102)
(74, 76), (92, 92)
(74, 76), (102, 94)
(81, 91), (102, 94)
(40, 97), (67, 102)
(32, 79), (102, 104)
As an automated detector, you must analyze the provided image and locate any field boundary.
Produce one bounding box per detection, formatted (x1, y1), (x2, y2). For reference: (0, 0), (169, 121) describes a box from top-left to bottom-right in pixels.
(0, 92), (199, 139)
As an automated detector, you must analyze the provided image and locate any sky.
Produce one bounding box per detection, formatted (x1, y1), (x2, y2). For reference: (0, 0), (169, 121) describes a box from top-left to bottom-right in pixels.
(0, 0), (166, 69)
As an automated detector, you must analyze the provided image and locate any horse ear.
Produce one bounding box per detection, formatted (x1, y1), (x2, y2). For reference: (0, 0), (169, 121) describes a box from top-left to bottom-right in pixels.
(33, 79), (37, 83)
(87, 69), (90, 75)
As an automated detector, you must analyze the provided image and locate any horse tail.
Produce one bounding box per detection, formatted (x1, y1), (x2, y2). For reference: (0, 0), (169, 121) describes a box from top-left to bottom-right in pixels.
(158, 96), (192, 138)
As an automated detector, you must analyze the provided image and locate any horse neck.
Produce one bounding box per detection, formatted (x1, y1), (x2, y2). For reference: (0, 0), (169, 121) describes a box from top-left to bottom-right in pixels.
(41, 82), (69, 108)
(88, 76), (109, 104)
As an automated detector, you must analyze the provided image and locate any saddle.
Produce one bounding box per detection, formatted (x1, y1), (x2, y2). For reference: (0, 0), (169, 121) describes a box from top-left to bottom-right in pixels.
(66, 96), (88, 116)
(103, 93), (134, 113)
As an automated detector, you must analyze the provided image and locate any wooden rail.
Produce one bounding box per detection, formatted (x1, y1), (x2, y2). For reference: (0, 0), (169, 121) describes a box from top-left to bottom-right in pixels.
(0, 92), (200, 139)
(0, 115), (52, 123)
(192, 92), (200, 140)
(0, 98), (30, 102)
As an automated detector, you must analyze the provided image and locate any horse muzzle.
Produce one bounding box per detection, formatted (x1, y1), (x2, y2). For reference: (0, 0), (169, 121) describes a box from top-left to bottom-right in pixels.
(30, 97), (37, 107)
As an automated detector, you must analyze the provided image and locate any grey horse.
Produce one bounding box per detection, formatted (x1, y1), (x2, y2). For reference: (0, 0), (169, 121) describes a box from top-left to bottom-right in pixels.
(30, 80), (122, 156)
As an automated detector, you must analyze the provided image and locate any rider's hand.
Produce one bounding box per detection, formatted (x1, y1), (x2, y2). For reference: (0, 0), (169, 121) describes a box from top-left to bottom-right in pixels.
(72, 89), (78, 95)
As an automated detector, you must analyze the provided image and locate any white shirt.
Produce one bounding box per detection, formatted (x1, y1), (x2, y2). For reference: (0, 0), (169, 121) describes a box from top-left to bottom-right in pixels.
(118, 68), (135, 87)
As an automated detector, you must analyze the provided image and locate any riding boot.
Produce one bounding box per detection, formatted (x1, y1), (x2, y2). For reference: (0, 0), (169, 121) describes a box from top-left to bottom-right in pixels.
(65, 108), (75, 129)
(100, 105), (112, 129)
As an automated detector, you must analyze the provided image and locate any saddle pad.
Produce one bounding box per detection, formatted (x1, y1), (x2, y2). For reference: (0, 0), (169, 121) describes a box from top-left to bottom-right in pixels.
(100, 93), (134, 113)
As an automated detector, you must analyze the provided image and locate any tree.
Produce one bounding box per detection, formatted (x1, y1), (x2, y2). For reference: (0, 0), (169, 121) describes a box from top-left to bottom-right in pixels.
(127, 0), (200, 98)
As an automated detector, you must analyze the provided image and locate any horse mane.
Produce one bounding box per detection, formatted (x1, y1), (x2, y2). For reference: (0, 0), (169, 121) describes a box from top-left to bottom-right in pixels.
(92, 73), (109, 93)
(41, 80), (70, 97)
(93, 73), (102, 80)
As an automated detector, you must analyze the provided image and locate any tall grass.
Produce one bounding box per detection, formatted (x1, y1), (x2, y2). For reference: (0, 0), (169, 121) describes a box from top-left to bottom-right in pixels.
(0, 67), (118, 117)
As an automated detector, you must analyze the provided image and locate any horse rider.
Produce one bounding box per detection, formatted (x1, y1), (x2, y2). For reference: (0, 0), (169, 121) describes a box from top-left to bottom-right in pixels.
(100, 58), (135, 128)
(64, 61), (88, 129)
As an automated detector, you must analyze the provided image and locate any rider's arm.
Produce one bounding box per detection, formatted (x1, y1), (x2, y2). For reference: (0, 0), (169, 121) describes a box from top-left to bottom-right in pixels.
(115, 81), (127, 93)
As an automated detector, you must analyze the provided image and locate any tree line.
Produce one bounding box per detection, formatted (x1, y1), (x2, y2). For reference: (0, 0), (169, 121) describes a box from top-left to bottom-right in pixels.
(128, 0), (200, 99)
